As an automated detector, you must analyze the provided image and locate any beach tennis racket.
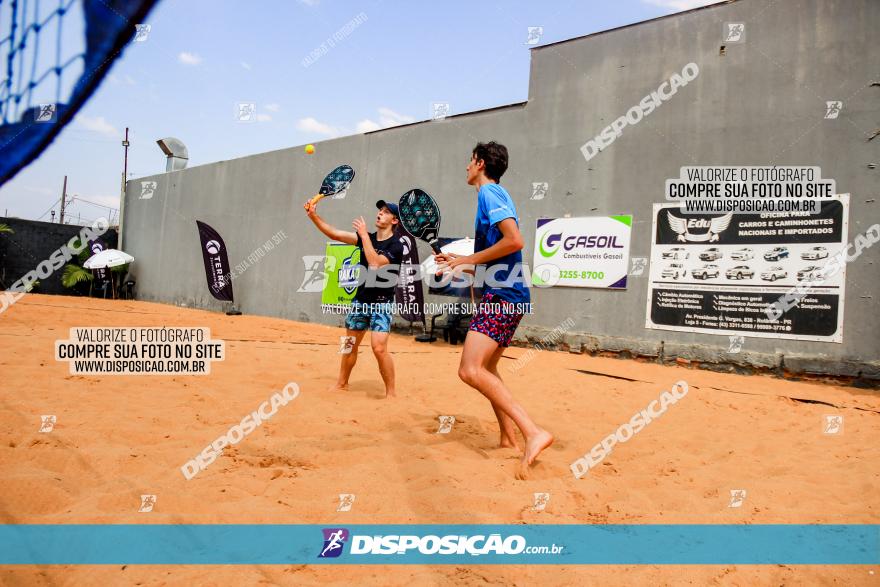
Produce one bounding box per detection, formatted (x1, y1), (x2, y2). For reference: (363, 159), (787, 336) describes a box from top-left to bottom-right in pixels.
(398, 188), (442, 254)
(307, 165), (355, 205)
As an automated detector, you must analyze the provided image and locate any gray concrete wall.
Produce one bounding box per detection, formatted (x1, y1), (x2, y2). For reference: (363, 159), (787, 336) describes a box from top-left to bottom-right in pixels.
(122, 0), (879, 380)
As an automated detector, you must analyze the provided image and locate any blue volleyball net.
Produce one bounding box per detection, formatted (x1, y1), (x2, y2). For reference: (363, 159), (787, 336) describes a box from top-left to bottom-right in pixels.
(0, 0), (159, 187)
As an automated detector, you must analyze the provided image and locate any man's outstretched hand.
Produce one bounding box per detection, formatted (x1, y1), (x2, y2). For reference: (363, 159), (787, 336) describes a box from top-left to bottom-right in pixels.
(433, 252), (460, 265)
(433, 252), (475, 276)
(352, 216), (369, 239)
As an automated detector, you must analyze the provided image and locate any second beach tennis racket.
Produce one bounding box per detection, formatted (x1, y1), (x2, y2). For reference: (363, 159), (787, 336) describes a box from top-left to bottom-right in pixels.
(307, 165), (355, 206)
(398, 188), (442, 254)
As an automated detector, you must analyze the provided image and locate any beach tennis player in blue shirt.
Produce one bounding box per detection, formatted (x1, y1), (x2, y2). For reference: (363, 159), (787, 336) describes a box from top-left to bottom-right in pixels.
(434, 141), (553, 479)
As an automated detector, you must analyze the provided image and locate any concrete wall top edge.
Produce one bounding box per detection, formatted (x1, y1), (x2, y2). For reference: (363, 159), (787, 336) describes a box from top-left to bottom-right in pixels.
(529, 0), (737, 52)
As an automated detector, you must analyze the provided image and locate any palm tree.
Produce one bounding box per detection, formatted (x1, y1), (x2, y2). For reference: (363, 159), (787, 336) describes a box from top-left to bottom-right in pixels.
(60, 237), (95, 294)
(61, 264), (93, 290)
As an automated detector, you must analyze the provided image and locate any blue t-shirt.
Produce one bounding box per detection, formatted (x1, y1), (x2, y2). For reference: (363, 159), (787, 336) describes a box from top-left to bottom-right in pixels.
(474, 183), (530, 304)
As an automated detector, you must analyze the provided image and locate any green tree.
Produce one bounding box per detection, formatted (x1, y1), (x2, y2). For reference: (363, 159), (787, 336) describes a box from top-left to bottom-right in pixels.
(61, 237), (94, 294)
(61, 264), (93, 289)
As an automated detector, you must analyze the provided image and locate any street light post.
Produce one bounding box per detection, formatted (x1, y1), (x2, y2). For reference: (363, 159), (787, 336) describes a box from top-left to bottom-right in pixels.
(119, 127), (130, 249)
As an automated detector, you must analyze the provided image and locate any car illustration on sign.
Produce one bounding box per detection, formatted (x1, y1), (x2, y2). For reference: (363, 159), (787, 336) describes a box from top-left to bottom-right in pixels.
(661, 263), (686, 279)
(725, 265), (754, 279)
(797, 266), (826, 281)
(730, 247), (754, 261)
(699, 247), (723, 261)
(662, 247), (690, 260)
(691, 264), (720, 279)
(761, 266), (788, 281)
(801, 246), (829, 260)
(764, 247), (789, 261)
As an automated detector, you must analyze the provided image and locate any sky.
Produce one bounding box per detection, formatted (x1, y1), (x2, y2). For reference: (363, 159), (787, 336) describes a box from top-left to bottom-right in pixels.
(0, 0), (718, 224)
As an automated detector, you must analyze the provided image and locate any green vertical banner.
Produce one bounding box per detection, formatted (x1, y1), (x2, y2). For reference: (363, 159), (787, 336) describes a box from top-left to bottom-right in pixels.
(321, 243), (360, 306)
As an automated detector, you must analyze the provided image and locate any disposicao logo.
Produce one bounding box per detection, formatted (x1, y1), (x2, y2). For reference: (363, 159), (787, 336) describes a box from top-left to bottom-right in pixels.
(580, 62), (699, 162)
(315, 529), (565, 558)
(319, 528), (349, 558)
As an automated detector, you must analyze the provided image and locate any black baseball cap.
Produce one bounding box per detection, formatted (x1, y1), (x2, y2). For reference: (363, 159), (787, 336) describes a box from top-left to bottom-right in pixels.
(376, 200), (399, 218)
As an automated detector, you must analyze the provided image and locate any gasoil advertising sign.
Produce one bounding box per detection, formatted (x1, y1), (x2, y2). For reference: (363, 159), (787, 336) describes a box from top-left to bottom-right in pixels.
(532, 216), (632, 289)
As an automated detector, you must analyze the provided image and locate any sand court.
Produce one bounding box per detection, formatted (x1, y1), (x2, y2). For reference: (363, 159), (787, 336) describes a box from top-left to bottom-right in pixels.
(0, 293), (877, 584)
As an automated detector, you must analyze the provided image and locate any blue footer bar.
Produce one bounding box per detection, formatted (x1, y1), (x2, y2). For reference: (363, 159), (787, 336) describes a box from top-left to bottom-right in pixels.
(0, 525), (876, 564)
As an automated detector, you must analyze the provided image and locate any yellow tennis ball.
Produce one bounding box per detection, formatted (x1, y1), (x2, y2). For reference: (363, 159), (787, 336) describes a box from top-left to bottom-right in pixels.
(305, 144), (315, 154)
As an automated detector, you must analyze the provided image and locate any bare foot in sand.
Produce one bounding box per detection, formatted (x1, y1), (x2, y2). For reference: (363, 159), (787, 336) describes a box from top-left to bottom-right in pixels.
(327, 382), (349, 393)
(384, 390), (397, 399)
(515, 429), (554, 480)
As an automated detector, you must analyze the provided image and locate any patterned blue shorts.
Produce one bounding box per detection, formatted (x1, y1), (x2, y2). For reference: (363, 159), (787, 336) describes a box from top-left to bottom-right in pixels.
(344, 302), (393, 333)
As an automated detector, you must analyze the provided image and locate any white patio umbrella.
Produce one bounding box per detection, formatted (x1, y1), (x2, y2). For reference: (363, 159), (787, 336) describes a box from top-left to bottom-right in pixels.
(420, 237), (475, 278)
(83, 248), (134, 269)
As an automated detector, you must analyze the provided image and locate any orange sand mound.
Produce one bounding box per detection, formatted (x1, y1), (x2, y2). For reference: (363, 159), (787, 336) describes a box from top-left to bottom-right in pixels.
(0, 294), (877, 585)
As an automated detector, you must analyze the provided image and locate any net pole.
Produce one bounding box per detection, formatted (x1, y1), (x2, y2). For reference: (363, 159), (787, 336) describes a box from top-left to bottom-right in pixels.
(118, 127), (129, 248)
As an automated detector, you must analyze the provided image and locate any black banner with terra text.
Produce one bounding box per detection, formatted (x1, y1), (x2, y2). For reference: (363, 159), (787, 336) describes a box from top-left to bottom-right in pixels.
(394, 225), (425, 325)
(196, 220), (234, 302)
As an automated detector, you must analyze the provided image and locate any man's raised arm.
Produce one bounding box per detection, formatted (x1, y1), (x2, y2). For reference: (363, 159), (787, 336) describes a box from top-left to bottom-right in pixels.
(304, 201), (357, 245)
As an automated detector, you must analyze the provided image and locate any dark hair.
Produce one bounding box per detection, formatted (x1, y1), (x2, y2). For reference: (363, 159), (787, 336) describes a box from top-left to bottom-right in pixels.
(472, 141), (508, 182)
